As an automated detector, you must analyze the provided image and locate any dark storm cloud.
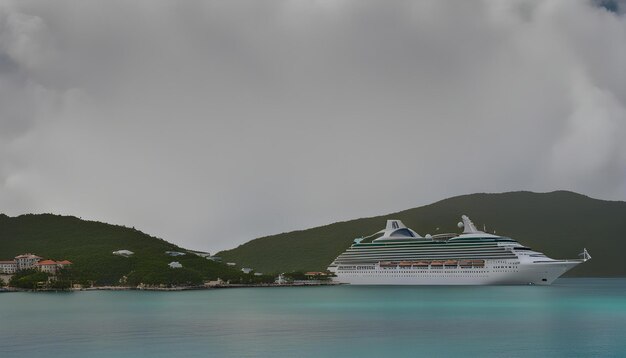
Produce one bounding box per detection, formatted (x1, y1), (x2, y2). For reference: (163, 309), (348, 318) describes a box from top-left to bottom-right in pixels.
(594, 0), (626, 14)
(1, 0), (625, 252)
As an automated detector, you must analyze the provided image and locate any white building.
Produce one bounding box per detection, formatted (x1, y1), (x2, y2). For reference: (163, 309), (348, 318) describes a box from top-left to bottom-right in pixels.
(168, 261), (183, 269)
(0, 254), (71, 275)
(241, 267), (253, 274)
(15, 253), (42, 270)
(35, 260), (59, 274)
(112, 250), (134, 257)
(0, 261), (17, 274)
(165, 251), (186, 257)
(204, 278), (225, 287)
(35, 260), (72, 274)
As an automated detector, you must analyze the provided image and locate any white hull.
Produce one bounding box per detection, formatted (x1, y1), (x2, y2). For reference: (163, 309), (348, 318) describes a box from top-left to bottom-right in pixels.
(328, 217), (591, 286)
(331, 260), (582, 286)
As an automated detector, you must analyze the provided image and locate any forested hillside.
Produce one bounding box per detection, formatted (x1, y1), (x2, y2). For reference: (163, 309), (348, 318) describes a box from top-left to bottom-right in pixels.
(218, 191), (626, 276)
(0, 214), (259, 285)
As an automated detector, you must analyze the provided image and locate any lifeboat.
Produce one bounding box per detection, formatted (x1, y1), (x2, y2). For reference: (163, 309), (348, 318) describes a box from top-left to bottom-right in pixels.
(430, 261), (444, 268)
(471, 260), (485, 267)
(399, 261), (413, 267)
(415, 261), (430, 267)
(444, 260), (458, 267)
(459, 260), (472, 267)
(379, 261), (396, 268)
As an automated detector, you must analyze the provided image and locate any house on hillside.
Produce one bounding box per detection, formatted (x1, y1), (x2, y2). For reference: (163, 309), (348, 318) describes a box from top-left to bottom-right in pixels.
(205, 278), (225, 287)
(36, 260), (59, 274)
(0, 261), (17, 274)
(35, 260), (73, 274)
(241, 267), (253, 274)
(15, 253), (42, 270)
(113, 250), (134, 257)
(168, 261), (183, 269)
(0, 254), (72, 275)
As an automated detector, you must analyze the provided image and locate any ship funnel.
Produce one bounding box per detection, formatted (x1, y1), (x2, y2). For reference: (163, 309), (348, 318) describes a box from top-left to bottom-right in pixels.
(373, 220), (423, 241)
(461, 215), (480, 234)
(385, 220), (407, 231)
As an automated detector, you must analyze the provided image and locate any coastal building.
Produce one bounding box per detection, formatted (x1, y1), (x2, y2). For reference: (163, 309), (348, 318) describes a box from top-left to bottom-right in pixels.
(205, 278), (225, 287)
(208, 256), (222, 262)
(36, 260), (59, 274)
(112, 250), (134, 257)
(0, 261), (17, 274)
(254, 272), (263, 276)
(241, 267), (253, 274)
(0, 254), (72, 275)
(168, 261), (183, 268)
(35, 260), (73, 274)
(15, 253), (42, 270)
(226, 262), (236, 266)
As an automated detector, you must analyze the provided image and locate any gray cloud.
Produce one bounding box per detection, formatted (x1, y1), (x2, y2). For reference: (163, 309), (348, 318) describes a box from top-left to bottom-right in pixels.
(1, 0), (625, 252)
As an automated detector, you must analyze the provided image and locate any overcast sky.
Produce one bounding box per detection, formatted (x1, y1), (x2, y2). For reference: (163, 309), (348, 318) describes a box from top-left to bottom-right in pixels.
(1, 0), (625, 252)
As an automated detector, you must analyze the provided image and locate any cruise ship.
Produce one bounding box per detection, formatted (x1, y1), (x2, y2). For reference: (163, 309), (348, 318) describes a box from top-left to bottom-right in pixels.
(328, 215), (590, 285)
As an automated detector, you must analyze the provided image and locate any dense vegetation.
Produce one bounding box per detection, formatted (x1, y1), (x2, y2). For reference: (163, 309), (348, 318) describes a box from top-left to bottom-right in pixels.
(9, 269), (50, 289)
(0, 214), (269, 286)
(218, 191), (626, 277)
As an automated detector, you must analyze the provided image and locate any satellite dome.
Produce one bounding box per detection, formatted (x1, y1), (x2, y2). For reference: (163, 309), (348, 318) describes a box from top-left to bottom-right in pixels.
(425, 234), (432, 239)
(457, 222), (464, 229)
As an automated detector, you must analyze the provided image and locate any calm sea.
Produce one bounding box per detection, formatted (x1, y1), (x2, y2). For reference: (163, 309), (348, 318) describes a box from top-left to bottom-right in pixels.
(1, 278), (625, 358)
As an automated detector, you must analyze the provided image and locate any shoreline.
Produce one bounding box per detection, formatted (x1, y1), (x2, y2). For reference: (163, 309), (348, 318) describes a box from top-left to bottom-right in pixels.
(0, 282), (343, 293)
(2, 277), (620, 293)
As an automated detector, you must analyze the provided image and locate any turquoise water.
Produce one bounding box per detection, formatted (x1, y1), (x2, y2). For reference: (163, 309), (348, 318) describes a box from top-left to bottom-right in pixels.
(1, 278), (625, 357)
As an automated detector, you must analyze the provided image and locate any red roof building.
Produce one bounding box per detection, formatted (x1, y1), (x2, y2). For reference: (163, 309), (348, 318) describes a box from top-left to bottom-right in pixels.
(35, 260), (72, 274)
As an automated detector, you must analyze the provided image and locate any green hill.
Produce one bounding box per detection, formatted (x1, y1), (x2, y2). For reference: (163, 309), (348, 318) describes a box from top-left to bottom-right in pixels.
(217, 191), (626, 277)
(0, 214), (257, 286)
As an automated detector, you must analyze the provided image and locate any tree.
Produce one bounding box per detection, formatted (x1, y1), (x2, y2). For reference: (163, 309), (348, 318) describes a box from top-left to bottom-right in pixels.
(49, 279), (71, 290)
(283, 271), (306, 280)
(0, 277), (5, 287)
(9, 269), (49, 289)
